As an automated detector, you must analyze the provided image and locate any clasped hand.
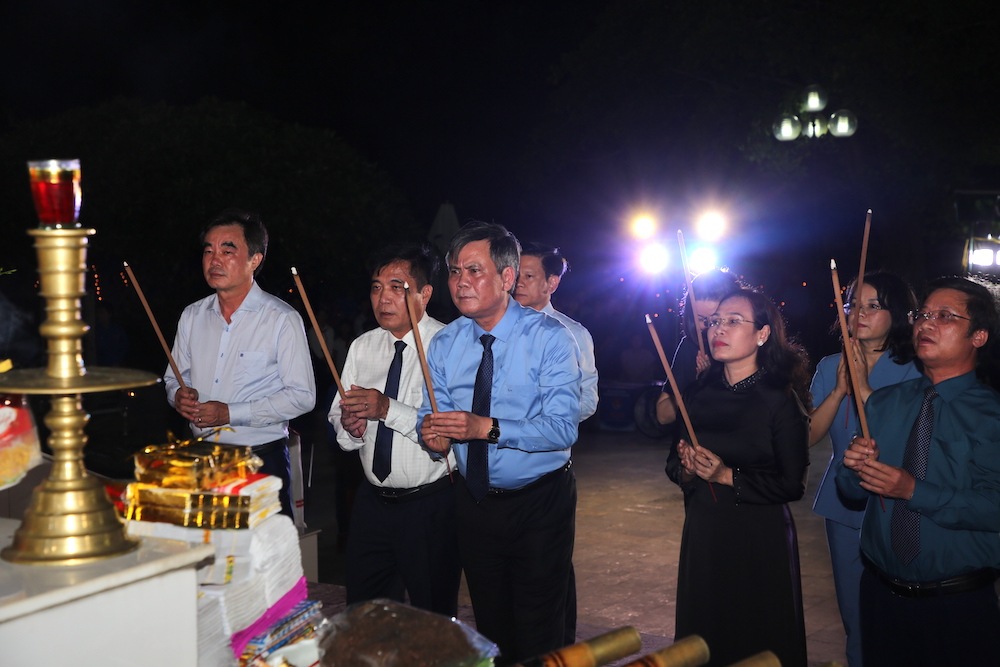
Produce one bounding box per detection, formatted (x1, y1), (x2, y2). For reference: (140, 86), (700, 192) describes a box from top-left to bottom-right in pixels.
(677, 439), (731, 485)
(175, 387), (229, 427)
(420, 411), (491, 454)
(843, 436), (916, 500)
(339, 385), (391, 438)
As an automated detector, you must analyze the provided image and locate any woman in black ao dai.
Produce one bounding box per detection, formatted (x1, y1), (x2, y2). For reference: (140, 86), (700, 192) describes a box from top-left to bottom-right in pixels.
(666, 290), (811, 667)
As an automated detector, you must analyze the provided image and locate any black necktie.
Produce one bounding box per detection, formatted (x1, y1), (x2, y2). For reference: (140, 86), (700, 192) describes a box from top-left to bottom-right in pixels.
(466, 333), (495, 501)
(890, 386), (937, 564)
(373, 340), (406, 482)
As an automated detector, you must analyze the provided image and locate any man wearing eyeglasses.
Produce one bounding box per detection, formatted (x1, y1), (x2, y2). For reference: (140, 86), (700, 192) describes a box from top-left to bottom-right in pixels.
(836, 276), (1000, 665)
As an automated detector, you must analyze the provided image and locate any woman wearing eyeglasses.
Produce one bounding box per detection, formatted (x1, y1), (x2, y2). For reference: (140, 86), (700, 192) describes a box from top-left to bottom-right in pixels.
(809, 270), (920, 667)
(666, 289), (811, 667)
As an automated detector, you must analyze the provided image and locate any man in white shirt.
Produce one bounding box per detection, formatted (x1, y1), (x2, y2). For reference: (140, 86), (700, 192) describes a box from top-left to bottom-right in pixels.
(164, 209), (316, 517)
(513, 240), (598, 645)
(328, 243), (460, 615)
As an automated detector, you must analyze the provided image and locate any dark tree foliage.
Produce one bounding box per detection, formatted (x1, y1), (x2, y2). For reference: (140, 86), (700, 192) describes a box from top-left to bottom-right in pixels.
(0, 98), (416, 371)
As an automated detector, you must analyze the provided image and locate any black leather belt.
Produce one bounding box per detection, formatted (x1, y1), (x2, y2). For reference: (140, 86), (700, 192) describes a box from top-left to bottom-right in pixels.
(486, 460), (572, 498)
(863, 554), (998, 599)
(250, 438), (288, 456)
(373, 475), (451, 503)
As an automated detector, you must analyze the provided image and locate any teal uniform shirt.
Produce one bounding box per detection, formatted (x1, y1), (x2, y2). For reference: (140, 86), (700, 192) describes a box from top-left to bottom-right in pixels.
(836, 371), (1000, 581)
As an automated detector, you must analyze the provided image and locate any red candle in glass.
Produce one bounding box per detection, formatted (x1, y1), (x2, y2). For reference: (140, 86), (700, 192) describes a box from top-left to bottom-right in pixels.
(27, 159), (81, 228)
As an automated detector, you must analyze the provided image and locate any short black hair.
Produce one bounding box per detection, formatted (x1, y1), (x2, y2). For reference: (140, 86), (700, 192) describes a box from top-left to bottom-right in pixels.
(521, 241), (568, 279)
(200, 208), (268, 276)
(367, 242), (441, 289)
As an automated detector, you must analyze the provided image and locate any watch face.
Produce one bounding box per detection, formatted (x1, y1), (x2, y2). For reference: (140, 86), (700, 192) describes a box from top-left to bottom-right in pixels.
(488, 419), (500, 442)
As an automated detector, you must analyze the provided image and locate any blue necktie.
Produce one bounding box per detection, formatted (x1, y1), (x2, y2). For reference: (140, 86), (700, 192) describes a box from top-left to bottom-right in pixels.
(373, 340), (406, 482)
(890, 386), (937, 564)
(466, 334), (494, 502)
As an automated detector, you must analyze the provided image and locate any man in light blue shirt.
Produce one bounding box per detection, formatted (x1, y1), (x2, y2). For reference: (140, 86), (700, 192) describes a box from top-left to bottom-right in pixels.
(164, 209), (316, 517)
(419, 221), (581, 664)
(514, 241), (598, 421)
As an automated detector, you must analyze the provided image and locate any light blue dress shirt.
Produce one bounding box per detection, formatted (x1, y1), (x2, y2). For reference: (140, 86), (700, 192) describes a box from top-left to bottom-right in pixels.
(542, 302), (599, 421)
(418, 299), (581, 490)
(164, 281), (316, 446)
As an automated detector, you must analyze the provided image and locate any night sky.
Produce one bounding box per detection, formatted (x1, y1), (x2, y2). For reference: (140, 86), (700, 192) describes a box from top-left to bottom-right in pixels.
(4, 1), (1000, 363)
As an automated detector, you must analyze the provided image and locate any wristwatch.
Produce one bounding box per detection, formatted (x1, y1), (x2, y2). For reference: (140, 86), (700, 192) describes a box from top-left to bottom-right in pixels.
(487, 417), (500, 444)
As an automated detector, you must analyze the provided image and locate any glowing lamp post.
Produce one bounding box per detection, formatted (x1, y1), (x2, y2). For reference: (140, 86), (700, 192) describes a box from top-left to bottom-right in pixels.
(773, 84), (857, 141)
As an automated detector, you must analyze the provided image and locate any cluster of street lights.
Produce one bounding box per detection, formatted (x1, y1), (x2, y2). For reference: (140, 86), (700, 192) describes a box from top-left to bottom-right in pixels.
(772, 84), (857, 141)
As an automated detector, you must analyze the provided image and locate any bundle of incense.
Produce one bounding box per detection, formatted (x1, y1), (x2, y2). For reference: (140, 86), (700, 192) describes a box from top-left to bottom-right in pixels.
(512, 626), (642, 666)
(125, 473), (282, 529)
(134, 441), (259, 489)
(125, 500), (278, 529)
(239, 599), (324, 665)
(127, 483), (253, 513)
(127, 478), (279, 513)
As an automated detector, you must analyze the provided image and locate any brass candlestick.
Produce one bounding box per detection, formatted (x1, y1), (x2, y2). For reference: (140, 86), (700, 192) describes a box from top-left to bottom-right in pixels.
(0, 228), (159, 564)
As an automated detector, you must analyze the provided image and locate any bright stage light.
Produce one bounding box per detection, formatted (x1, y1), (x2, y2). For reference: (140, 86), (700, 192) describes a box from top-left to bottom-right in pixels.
(638, 243), (670, 274)
(688, 246), (718, 274)
(695, 211), (727, 242)
(970, 248), (995, 267)
(631, 214), (657, 240)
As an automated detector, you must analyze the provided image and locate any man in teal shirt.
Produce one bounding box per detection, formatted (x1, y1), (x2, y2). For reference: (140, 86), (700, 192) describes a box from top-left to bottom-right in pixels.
(836, 276), (1000, 665)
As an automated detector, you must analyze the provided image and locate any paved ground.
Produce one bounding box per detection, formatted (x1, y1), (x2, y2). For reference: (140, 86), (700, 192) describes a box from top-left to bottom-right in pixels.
(303, 417), (848, 667)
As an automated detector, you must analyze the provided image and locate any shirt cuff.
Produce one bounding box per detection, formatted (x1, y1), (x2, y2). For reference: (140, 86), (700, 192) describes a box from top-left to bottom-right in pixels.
(227, 402), (248, 426)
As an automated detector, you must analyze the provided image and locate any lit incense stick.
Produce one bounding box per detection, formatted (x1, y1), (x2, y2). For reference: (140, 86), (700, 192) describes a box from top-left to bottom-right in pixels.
(123, 261), (185, 388)
(646, 314), (716, 502)
(403, 281), (439, 413)
(404, 281), (450, 479)
(850, 209), (872, 338)
(831, 260), (870, 439)
(676, 230), (705, 355)
(290, 267), (346, 399)
(832, 259), (883, 511)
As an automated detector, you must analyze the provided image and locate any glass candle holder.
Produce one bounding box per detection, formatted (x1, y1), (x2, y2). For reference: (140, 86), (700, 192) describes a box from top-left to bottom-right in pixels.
(27, 159), (82, 228)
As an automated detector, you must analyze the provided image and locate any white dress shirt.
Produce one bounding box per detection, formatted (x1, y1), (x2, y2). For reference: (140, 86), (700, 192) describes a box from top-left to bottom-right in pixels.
(543, 303), (599, 421)
(164, 281), (317, 445)
(329, 314), (455, 487)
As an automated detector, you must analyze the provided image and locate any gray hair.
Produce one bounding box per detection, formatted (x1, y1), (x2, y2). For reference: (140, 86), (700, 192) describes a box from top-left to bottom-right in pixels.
(447, 221), (521, 276)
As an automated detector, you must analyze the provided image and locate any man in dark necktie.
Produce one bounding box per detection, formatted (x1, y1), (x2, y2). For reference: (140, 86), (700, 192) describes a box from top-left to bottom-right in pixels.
(419, 221), (582, 665)
(837, 276), (1000, 665)
(328, 243), (460, 616)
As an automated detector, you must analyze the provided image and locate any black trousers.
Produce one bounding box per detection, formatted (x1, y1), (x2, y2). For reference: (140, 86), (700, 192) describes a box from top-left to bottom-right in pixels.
(345, 480), (461, 616)
(456, 467), (577, 666)
(860, 566), (1000, 666)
